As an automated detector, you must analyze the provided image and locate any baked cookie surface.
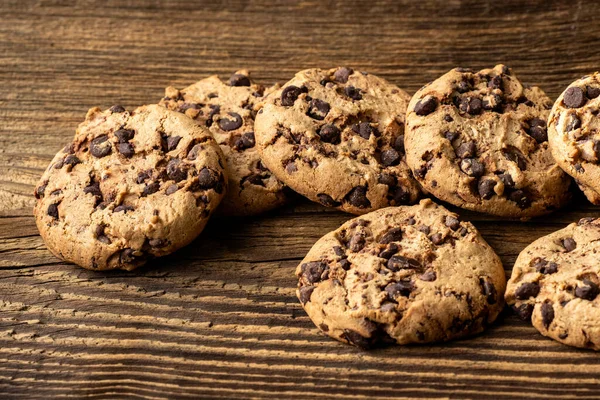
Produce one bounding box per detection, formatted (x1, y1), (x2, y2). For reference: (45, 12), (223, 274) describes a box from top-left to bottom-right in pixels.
(405, 65), (571, 218)
(548, 72), (600, 204)
(506, 217), (600, 350)
(160, 70), (288, 216)
(34, 105), (226, 271)
(296, 199), (505, 348)
(254, 67), (421, 215)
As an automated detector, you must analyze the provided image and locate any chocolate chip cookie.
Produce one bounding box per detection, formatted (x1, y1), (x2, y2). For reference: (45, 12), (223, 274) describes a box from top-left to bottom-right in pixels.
(548, 72), (600, 204)
(254, 67), (421, 215)
(405, 65), (571, 218)
(160, 70), (288, 216)
(506, 217), (600, 350)
(34, 105), (227, 271)
(296, 198), (505, 348)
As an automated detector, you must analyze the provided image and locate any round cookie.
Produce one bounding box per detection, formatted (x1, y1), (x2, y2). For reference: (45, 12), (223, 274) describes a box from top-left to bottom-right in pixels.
(160, 70), (288, 216)
(34, 104), (227, 271)
(254, 67), (421, 215)
(405, 64), (571, 218)
(296, 199), (505, 348)
(548, 72), (600, 204)
(506, 217), (600, 350)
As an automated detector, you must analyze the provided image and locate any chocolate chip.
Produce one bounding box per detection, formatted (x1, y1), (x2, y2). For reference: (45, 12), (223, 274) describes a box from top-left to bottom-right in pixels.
(562, 237), (576, 252)
(148, 238), (167, 248)
(166, 158), (187, 182)
(566, 115), (581, 132)
(578, 217), (595, 225)
(563, 86), (587, 108)
(114, 129), (135, 143)
(339, 259), (351, 270)
(478, 178), (496, 199)
(508, 190), (530, 209)
(455, 141), (476, 158)
(165, 184), (178, 195)
(460, 158), (484, 177)
(187, 144), (203, 160)
(414, 96), (438, 116)
(218, 112), (243, 131)
(378, 173), (397, 186)
(456, 78), (471, 93)
(378, 243), (398, 259)
(196, 168), (219, 189)
(541, 302), (554, 329)
(504, 149), (527, 170)
(444, 131), (459, 142)
(346, 186), (370, 208)
(64, 155), (80, 166)
(575, 279), (599, 301)
(387, 255), (421, 272)
(379, 228), (402, 244)
(488, 75), (503, 90)
(381, 149), (401, 167)
(47, 203), (59, 219)
(459, 97), (483, 115)
(114, 204), (135, 213)
(298, 285), (315, 304)
(117, 142), (134, 158)
(385, 281), (413, 298)
(352, 122), (374, 139)
(89, 135), (112, 158)
(419, 270), (437, 282)
(285, 161), (297, 174)
(109, 105), (126, 113)
(341, 330), (372, 349)
(228, 73), (251, 87)
(317, 124), (340, 144)
(119, 248), (138, 264)
(166, 136), (182, 151)
(499, 172), (515, 188)
(206, 104), (220, 126)
(390, 186), (410, 205)
(136, 171), (151, 184)
(515, 282), (540, 300)
(513, 303), (534, 320)
(430, 233), (444, 245)
(141, 182), (160, 197)
(444, 114), (454, 122)
(445, 216), (460, 231)
(281, 85), (304, 106)
(333, 246), (345, 257)
(301, 261), (329, 284)
(316, 193), (340, 207)
(233, 132), (255, 150)
(393, 135), (405, 153)
(347, 232), (366, 252)
(34, 183), (47, 199)
(483, 94), (503, 112)
(532, 258), (558, 274)
(414, 165), (427, 179)
(83, 181), (102, 198)
(345, 86), (362, 100)
(333, 67), (353, 83)
(306, 99), (330, 120)
(480, 278), (497, 304)
(586, 85), (600, 99)
(95, 224), (110, 244)
(527, 118), (548, 143)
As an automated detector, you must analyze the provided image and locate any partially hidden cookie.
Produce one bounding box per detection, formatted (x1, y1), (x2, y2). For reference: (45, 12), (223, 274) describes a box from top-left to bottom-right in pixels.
(548, 72), (600, 204)
(405, 64), (571, 218)
(34, 104), (227, 271)
(255, 67), (421, 215)
(160, 70), (288, 216)
(506, 217), (600, 350)
(296, 198), (505, 348)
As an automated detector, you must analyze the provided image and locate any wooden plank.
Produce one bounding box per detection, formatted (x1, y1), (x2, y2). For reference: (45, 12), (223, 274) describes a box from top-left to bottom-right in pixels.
(2, 0), (600, 398)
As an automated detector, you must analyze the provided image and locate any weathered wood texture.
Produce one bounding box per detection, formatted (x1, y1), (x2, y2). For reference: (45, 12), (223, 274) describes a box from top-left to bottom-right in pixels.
(2, 0), (600, 398)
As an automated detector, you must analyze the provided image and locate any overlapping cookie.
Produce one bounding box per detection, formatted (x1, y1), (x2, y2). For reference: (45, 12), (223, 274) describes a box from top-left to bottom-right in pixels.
(548, 72), (600, 204)
(255, 67), (421, 215)
(160, 70), (288, 216)
(34, 105), (226, 270)
(405, 65), (571, 218)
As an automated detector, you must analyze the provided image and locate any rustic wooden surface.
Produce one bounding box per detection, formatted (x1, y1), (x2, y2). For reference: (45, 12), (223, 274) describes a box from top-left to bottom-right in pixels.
(2, 0), (600, 398)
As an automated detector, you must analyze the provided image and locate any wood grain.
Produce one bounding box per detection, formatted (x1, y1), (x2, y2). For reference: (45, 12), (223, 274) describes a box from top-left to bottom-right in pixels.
(2, 0), (600, 398)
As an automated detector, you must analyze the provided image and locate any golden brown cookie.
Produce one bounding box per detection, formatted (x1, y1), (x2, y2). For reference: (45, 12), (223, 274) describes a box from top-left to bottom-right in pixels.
(160, 70), (288, 216)
(405, 65), (571, 218)
(255, 67), (421, 215)
(34, 105), (226, 271)
(296, 199), (506, 348)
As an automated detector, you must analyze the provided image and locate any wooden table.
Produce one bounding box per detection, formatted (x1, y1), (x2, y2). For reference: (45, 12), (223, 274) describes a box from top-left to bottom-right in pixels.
(2, 1), (600, 398)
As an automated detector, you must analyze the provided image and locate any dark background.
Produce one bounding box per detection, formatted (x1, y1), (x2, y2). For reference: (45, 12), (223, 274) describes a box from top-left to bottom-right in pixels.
(2, 1), (600, 399)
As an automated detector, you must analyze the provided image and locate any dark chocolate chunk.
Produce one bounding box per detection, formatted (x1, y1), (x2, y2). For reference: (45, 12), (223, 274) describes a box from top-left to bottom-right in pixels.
(166, 158), (187, 182)
(166, 136), (182, 151)
(563, 86), (587, 108)
(47, 203), (59, 219)
(218, 112), (243, 131)
(114, 129), (135, 143)
(345, 186), (371, 208)
(298, 285), (315, 304)
(318, 124), (340, 144)
(307, 99), (330, 120)
(385, 281), (413, 298)
(378, 173), (397, 186)
(418, 270), (437, 282)
(165, 184), (178, 195)
(233, 131), (255, 150)
(459, 97), (482, 115)
(301, 261), (329, 284)
(281, 85), (304, 106)
(317, 193), (340, 207)
(64, 155), (80, 166)
(333, 67), (353, 83)
(562, 237), (576, 252)
(566, 114), (581, 132)
(575, 279), (599, 301)
(460, 158), (484, 177)
(387, 255), (421, 272)
(345, 86), (362, 100)
(532, 258), (558, 275)
(414, 96), (438, 116)
(381, 149), (401, 166)
(114, 204), (135, 213)
(478, 178), (496, 199)
(455, 141), (476, 158)
(480, 277), (497, 304)
(347, 232), (366, 252)
(586, 85), (600, 99)
(513, 303), (534, 320)
(141, 182), (160, 197)
(541, 302), (554, 329)
(445, 215), (460, 230)
(117, 142), (135, 158)
(352, 122), (374, 139)
(90, 135), (112, 158)
(515, 281), (540, 300)
(196, 168), (219, 189)
(378, 243), (398, 259)
(379, 228), (402, 244)
(430, 233), (444, 245)
(228, 73), (251, 87)
(109, 105), (126, 113)
(508, 190), (530, 209)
